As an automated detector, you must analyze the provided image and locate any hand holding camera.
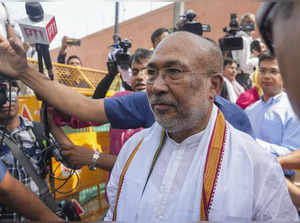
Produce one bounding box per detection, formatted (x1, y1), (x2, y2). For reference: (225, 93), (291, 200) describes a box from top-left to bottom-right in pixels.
(107, 36), (132, 77)
(59, 36), (81, 55)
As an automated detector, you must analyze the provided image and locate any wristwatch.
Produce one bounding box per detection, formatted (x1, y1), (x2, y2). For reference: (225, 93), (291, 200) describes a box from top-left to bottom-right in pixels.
(88, 150), (101, 171)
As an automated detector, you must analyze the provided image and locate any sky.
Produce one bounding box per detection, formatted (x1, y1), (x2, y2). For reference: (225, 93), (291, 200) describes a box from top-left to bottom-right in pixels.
(4, 0), (171, 49)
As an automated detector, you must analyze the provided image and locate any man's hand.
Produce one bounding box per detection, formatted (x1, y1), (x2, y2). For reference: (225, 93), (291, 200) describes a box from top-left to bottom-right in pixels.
(59, 36), (69, 54)
(0, 25), (28, 78)
(60, 144), (94, 170)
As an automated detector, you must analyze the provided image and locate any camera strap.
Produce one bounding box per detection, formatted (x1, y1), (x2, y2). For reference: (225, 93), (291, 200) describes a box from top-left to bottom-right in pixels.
(2, 134), (60, 213)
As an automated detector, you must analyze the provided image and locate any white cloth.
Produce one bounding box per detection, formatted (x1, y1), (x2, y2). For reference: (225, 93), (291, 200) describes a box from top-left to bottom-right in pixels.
(232, 31), (254, 74)
(118, 65), (132, 86)
(105, 105), (298, 222)
(224, 77), (244, 103)
(246, 92), (300, 156)
(248, 56), (259, 73)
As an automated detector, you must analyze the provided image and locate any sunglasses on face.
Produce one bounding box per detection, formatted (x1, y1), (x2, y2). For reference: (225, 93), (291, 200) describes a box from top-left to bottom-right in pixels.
(256, 2), (279, 55)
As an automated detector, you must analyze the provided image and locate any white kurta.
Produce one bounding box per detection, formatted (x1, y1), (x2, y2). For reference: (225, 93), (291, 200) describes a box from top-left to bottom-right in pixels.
(105, 105), (298, 222)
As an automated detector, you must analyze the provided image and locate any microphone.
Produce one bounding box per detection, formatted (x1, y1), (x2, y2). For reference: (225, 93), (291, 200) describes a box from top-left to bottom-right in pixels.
(18, 2), (57, 45)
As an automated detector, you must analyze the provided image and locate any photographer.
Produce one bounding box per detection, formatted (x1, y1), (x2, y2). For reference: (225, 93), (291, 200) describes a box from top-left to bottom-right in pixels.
(92, 38), (132, 99)
(0, 76), (63, 221)
(231, 13), (256, 75)
(57, 36), (82, 66)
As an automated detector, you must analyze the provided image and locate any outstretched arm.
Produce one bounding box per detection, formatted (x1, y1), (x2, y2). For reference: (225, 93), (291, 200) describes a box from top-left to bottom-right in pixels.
(57, 36), (68, 64)
(48, 108), (116, 171)
(0, 25), (108, 124)
(0, 171), (63, 221)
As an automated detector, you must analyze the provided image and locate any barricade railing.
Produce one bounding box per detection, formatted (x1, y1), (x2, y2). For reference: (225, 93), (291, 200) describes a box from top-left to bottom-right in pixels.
(27, 58), (107, 95)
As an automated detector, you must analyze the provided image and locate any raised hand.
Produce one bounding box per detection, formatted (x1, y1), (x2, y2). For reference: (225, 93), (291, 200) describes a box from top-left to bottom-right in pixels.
(0, 25), (28, 78)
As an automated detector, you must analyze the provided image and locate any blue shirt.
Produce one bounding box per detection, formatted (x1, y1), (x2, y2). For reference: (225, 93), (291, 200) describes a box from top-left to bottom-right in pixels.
(246, 92), (300, 156)
(105, 92), (254, 137)
(0, 160), (7, 183)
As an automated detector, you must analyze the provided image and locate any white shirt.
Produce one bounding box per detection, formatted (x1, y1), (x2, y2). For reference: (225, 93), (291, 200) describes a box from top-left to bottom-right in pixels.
(105, 105), (298, 221)
(232, 31), (254, 74)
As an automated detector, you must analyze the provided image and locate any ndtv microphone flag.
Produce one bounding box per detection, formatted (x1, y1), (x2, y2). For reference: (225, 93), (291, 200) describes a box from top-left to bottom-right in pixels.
(19, 14), (57, 45)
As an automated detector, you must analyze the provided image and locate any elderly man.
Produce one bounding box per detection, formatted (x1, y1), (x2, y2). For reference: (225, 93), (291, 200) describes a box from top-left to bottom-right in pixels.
(0, 27), (297, 220)
(102, 32), (297, 221)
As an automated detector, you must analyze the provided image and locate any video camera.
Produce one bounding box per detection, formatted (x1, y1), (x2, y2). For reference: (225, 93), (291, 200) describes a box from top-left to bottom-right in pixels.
(219, 13), (255, 51)
(114, 36), (132, 69)
(176, 10), (211, 36)
(0, 78), (18, 107)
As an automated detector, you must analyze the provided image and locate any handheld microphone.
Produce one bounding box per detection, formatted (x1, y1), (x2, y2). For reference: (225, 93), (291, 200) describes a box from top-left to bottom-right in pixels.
(18, 2), (57, 45)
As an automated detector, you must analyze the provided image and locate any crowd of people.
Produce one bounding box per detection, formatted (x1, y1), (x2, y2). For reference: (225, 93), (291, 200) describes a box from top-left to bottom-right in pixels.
(0, 1), (300, 221)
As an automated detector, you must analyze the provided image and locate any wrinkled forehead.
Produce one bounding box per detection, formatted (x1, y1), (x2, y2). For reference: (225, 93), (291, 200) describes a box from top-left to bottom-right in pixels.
(149, 34), (207, 69)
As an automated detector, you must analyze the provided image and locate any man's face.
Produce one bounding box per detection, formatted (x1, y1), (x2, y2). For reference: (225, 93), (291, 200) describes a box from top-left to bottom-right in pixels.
(131, 58), (149, 92)
(258, 59), (282, 98)
(223, 62), (238, 82)
(0, 82), (19, 121)
(68, 58), (81, 67)
(273, 2), (300, 114)
(241, 16), (256, 36)
(146, 36), (215, 134)
(153, 32), (169, 48)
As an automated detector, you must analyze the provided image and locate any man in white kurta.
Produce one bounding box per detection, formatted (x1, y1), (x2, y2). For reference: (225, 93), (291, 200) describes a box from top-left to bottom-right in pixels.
(105, 105), (298, 221)
(105, 32), (298, 221)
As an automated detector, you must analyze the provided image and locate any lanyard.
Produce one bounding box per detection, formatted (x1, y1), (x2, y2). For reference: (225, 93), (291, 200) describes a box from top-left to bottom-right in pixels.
(142, 130), (166, 195)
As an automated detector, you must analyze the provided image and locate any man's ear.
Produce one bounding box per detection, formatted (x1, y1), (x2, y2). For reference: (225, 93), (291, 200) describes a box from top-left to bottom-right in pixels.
(209, 74), (223, 98)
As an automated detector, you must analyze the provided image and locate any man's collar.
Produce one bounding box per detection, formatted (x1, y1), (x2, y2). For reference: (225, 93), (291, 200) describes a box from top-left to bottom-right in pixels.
(262, 91), (284, 104)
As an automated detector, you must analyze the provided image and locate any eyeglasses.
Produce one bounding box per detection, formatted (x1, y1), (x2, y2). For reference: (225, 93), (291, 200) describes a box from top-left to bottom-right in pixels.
(256, 2), (279, 55)
(146, 67), (219, 85)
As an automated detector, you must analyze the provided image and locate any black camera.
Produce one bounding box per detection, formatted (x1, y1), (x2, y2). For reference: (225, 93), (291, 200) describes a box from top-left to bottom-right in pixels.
(0, 82), (17, 107)
(219, 13), (255, 51)
(177, 10), (211, 36)
(115, 37), (132, 70)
